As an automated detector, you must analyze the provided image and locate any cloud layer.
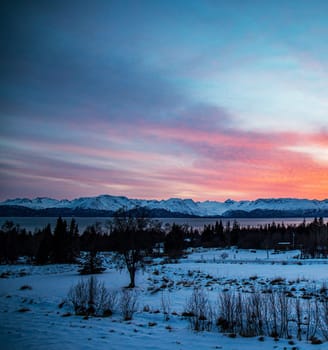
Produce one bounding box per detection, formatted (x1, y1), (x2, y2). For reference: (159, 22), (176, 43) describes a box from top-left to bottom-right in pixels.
(1, 0), (328, 201)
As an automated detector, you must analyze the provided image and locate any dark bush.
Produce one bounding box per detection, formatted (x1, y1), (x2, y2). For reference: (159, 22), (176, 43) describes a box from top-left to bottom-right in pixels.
(67, 276), (116, 317)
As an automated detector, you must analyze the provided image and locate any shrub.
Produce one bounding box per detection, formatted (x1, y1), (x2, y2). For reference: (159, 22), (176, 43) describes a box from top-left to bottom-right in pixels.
(17, 307), (30, 312)
(221, 252), (228, 260)
(120, 289), (138, 321)
(184, 287), (213, 331)
(311, 337), (323, 344)
(217, 291), (237, 333)
(216, 288), (327, 341)
(19, 285), (32, 291)
(270, 277), (285, 285)
(67, 276), (116, 317)
(319, 298), (328, 340)
(161, 291), (171, 321)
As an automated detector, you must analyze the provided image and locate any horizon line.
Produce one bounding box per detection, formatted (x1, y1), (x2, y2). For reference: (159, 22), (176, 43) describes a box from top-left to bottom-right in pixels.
(1, 194), (327, 203)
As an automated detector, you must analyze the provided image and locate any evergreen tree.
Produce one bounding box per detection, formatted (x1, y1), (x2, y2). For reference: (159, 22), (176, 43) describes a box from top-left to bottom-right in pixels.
(79, 250), (105, 275)
(52, 217), (77, 263)
(1, 221), (19, 263)
(164, 223), (185, 256)
(230, 220), (240, 246)
(215, 220), (226, 245)
(35, 224), (53, 264)
(201, 224), (214, 243)
(69, 218), (80, 260)
(79, 223), (105, 274)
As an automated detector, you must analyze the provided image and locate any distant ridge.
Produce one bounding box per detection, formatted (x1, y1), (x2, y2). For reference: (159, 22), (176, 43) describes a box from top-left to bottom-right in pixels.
(0, 195), (328, 218)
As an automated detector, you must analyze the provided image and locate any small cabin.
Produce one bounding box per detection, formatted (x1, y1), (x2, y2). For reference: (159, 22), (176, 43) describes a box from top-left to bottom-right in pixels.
(274, 242), (291, 252)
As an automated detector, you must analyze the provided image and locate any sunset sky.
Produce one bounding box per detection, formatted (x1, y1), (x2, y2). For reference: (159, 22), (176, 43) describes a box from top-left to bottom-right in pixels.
(1, 0), (328, 201)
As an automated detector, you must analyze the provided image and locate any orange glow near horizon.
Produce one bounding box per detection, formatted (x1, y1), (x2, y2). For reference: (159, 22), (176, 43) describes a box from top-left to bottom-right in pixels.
(1, 120), (327, 202)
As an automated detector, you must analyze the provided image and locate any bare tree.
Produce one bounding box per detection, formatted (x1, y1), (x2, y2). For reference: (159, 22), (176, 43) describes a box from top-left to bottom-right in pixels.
(110, 208), (159, 288)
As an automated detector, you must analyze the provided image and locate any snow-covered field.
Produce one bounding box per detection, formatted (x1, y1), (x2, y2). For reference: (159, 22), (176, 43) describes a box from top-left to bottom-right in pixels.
(1, 249), (327, 350)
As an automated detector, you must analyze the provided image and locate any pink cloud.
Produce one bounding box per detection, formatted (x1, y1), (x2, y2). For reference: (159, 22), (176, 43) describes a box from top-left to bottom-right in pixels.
(1, 106), (328, 201)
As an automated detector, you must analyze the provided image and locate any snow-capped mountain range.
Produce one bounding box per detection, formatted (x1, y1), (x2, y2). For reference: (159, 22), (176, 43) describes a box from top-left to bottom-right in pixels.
(1, 195), (328, 217)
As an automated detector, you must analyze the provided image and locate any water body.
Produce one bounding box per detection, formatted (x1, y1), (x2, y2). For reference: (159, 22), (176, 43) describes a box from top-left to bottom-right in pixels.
(0, 217), (325, 233)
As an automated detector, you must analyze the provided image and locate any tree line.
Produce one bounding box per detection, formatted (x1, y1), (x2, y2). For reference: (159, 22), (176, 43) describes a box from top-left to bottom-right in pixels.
(1, 214), (327, 266)
(198, 217), (328, 258)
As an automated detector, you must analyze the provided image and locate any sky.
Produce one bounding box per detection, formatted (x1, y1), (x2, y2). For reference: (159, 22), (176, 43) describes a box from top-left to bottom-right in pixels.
(1, 0), (328, 202)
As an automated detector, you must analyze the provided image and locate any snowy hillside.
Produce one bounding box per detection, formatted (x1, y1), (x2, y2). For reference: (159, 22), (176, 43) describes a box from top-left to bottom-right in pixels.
(1, 195), (328, 217)
(1, 248), (328, 349)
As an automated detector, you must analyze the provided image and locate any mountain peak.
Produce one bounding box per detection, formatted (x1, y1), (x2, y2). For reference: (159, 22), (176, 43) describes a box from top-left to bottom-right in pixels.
(0, 195), (328, 217)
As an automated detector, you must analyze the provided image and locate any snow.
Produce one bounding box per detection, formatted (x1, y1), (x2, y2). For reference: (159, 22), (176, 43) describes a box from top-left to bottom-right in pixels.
(1, 195), (328, 216)
(1, 249), (327, 349)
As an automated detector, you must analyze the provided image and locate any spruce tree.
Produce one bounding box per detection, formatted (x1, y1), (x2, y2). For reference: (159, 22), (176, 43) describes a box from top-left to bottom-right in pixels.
(35, 224), (53, 264)
(79, 250), (105, 275)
